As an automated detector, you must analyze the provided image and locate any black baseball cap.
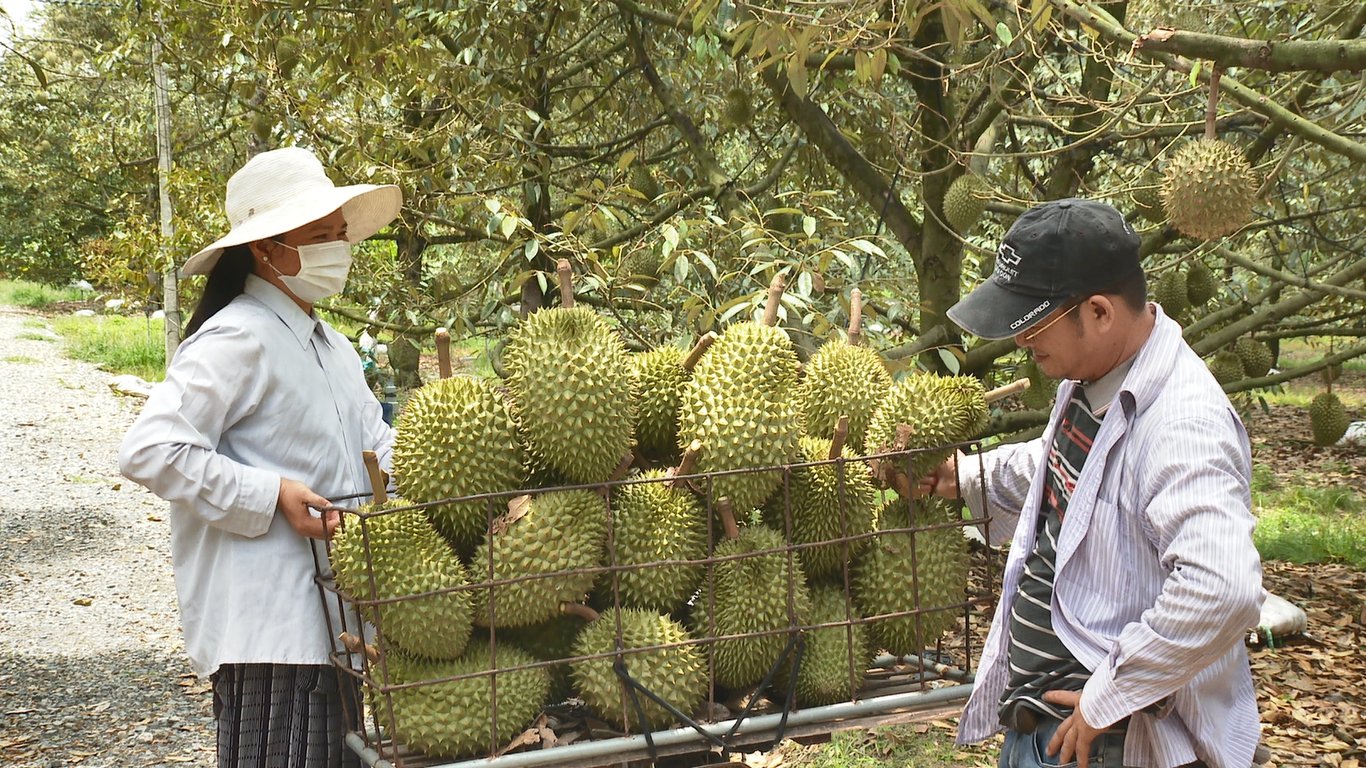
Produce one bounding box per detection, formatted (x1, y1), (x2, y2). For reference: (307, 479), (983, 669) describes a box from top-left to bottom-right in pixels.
(947, 198), (1142, 340)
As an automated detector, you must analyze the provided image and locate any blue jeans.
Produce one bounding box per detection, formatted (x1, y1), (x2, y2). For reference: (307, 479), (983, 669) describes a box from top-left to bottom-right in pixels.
(999, 715), (1127, 768)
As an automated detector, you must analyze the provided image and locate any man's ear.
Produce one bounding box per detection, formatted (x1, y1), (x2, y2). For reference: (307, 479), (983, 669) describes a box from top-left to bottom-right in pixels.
(1088, 294), (1119, 331)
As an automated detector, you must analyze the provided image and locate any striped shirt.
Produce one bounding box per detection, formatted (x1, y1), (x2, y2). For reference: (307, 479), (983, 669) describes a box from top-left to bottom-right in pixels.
(1000, 389), (1101, 722)
(956, 305), (1264, 768)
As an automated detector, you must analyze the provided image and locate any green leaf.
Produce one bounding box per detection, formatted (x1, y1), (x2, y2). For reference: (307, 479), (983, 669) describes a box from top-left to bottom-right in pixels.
(673, 254), (691, 282)
(523, 239), (539, 261)
(1189, 60), (1202, 88)
(695, 251), (719, 281)
(802, 215), (817, 238)
(484, 198), (501, 214)
(500, 214), (517, 239)
(848, 239), (885, 258)
(995, 22), (1014, 46)
(938, 348), (962, 374)
(796, 270), (813, 297)
(662, 223), (680, 249)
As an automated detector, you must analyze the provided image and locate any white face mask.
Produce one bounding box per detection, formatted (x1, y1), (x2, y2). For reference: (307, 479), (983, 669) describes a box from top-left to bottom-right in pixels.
(268, 240), (353, 303)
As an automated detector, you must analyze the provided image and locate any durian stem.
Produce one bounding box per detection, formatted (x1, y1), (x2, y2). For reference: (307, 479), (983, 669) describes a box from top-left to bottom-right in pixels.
(556, 258), (575, 309)
(875, 424), (916, 498)
(762, 273), (786, 327)
(435, 327), (452, 379)
(985, 378), (1031, 404)
(847, 288), (864, 346)
(829, 415), (850, 460)
(362, 450), (387, 505)
(1205, 66), (1222, 141)
(715, 498), (741, 540)
(682, 332), (718, 372)
(559, 602), (601, 622)
(892, 423), (914, 452)
(667, 440), (703, 490)
(338, 631), (379, 663)
(608, 450), (635, 483)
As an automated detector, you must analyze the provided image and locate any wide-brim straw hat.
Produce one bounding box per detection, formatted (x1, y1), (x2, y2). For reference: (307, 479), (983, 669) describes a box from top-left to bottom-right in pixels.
(181, 146), (402, 276)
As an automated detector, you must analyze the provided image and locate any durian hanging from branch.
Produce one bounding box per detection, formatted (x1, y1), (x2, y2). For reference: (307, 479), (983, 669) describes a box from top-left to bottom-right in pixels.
(1160, 64), (1257, 241)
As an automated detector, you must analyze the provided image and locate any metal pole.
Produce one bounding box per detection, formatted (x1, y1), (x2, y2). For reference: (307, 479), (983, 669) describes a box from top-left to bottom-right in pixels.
(151, 19), (180, 358)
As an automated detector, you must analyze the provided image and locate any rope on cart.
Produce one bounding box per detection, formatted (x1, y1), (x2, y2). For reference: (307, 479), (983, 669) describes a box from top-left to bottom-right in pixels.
(720, 631), (805, 758)
(611, 657), (728, 762)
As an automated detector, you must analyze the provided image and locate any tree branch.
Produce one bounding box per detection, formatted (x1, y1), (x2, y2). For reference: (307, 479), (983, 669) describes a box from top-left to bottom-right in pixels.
(1216, 245), (1366, 302)
(1050, 0), (1366, 164)
(1134, 29), (1366, 74)
(1223, 340), (1366, 395)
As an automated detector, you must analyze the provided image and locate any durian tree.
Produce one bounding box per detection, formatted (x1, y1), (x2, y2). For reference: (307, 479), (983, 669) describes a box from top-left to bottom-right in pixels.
(2, 0), (1363, 434)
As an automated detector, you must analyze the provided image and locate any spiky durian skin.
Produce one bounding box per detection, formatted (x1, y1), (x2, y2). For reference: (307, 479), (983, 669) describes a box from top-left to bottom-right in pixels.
(392, 377), (526, 553)
(374, 646), (550, 759)
(853, 499), (968, 656)
(331, 505), (473, 660)
(784, 586), (871, 707)
(1234, 337), (1273, 379)
(691, 526), (811, 691)
(762, 437), (879, 582)
(1153, 270), (1190, 317)
(504, 306), (636, 484)
(599, 471), (707, 613)
(799, 342), (891, 452)
(939, 375), (991, 438)
(943, 174), (989, 233)
(570, 609), (708, 731)
(470, 490), (607, 628)
(631, 348), (688, 461)
(678, 322), (801, 511)
(472, 615), (582, 703)
(1208, 350), (1245, 387)
(1185, 261), (1217, 305)
(865, 373), (970, 481)
(1131, 176), (1165, 223)
(1160, 138), (1257, 240)
(1309, 392), (1349, 446)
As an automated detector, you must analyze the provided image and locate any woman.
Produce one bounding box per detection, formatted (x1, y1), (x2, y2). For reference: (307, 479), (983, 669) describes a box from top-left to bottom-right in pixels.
(120, 146), (402, 768)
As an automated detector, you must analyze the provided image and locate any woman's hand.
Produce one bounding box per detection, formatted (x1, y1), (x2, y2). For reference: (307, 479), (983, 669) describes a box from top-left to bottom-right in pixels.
(276, 478), (341, 540)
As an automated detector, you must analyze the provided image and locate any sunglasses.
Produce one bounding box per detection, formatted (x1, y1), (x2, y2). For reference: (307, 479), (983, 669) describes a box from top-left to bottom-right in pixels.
(1018, 300), (1082, 342)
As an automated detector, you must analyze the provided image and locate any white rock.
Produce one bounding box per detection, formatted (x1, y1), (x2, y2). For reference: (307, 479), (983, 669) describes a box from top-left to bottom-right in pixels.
(150, 310), (165, 320)
(107, 374), (155, 399)
(72, 279), (94, 292)
(104, 298), (125, 310)
(73, 309), (96, 317)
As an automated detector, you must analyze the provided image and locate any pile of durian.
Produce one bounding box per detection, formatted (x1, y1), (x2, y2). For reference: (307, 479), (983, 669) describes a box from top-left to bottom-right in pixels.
(329, 261), (1017, 760)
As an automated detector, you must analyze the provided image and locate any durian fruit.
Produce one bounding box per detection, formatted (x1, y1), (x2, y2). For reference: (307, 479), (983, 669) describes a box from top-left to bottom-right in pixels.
(1153, 270), (1190, 317)
(943, 174), (990, 233)
(782, 586), (871, 707)
(691, 513), (811, 691)
(274, 35), (302, 77)
(1185, 261), (1217, 306)
(1233, 337), (1273, 379)
(938, 375), (992, 439)
(617, 246), (664, 281)
(599, 467), (708, 613)
(374, 645), (550, 759)
(631, 335), (713, 462)
(392, 375), (526, 553)
(854, 497), (968, 656)
(568, 605), (708, 732)
(678, 275), (801, 511)
(1208, 350), (1245, 387)
(722, 85), (754, 128)
(1309, 392), (1349, 446)
(1160, 138), (1257, 240)
(503, 260), (636, 484)
(472, 615), (581, 703)
(865, 373), (974, 482)
(1020, 360), (1056, 411)
(470, 489), (607, 628)
(799, 289), (891, 452)
(762, 434), (879, 582)
(331, 454), (474, 660)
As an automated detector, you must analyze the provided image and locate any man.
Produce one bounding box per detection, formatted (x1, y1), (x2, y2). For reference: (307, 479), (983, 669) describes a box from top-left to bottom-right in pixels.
(921, 198), (1264, 768)
(121, 147), (402, 767)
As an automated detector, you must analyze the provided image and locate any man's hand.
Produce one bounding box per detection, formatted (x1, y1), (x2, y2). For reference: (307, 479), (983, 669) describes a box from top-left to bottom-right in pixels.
(916, 453), (959, 499)
(277, 478), (341, 540)
(1042, 690), (1104, 768)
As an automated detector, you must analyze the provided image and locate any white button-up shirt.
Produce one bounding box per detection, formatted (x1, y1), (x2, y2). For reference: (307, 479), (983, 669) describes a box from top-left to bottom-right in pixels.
(119, 275), (393, 676)
(957, 305), (1264, 768)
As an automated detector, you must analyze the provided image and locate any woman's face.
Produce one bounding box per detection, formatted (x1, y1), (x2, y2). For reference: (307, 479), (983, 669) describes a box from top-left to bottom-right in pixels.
(255, 209), (349, 278)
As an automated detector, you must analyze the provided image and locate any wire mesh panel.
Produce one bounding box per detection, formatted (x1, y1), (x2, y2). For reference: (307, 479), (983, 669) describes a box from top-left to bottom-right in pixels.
(313, 443), (995, 768)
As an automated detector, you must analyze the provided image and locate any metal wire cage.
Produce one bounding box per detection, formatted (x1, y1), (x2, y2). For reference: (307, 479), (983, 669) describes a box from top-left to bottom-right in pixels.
(312, 440), (996, 768)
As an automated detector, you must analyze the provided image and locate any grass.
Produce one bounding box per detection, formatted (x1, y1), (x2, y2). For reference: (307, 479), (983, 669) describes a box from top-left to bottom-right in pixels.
(3, 355), (39, 364)
(49, 314), (166, 382)
(1253, 468), (1366, 568)
(451, 336), (496, 378)
(781, 724), (998, 768)
(0, 279), (89, 308)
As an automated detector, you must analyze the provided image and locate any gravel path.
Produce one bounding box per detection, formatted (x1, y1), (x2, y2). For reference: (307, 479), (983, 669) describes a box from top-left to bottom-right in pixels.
(0, 306), (214, 766)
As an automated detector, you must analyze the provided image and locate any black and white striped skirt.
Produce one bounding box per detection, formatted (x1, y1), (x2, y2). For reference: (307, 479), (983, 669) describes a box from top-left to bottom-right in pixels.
(210, 663), (360, 768)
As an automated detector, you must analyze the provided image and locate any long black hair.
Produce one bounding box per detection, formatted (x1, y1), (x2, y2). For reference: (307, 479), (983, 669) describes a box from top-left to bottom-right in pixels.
(185, 244), (255, 337)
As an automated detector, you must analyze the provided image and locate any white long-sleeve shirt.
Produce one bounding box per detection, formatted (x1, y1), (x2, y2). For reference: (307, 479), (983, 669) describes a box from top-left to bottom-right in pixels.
(119, 275), (393, 676)
(956, 305), (1264, 768)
